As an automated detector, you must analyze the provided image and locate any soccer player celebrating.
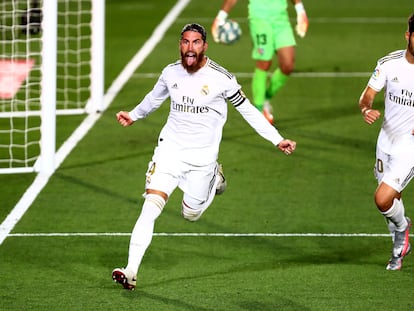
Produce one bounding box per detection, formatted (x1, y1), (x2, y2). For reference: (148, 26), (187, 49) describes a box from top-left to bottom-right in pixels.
(112, 23), (296, 290)
(358, 13), (414, 270)
(212, 0), (308, 124)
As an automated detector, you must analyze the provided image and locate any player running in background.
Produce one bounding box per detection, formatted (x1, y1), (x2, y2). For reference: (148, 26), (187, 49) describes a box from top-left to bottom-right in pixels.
(112, 23), (296, 290)
(358, 13), (414, 270)
(212, 0), (308, 124)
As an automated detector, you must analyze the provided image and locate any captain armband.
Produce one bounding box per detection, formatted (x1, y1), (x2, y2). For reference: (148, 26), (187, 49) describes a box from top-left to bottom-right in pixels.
(227, 89), (246, 107)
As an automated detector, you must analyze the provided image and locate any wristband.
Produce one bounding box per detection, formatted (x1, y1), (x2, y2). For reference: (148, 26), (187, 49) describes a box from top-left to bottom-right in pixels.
(216, 10), (228, 22)
(361, 107), (371, 116)
(294, 2), (305, 13)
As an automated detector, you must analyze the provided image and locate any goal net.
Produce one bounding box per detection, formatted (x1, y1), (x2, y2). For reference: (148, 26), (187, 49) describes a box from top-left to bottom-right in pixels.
(0, 0), (104, 174)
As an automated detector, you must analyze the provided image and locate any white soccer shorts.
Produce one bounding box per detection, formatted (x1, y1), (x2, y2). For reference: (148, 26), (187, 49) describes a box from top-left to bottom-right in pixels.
(375, 147), (414, 192)
(145, 147), (218, 204)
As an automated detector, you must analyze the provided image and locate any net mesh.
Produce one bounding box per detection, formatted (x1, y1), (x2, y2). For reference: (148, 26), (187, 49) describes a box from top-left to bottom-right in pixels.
(0, 0), (93, 171)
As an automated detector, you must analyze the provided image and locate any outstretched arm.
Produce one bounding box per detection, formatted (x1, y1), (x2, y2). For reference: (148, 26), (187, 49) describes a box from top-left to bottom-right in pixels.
(231, 93), (297, 155)
(116, 73), (169, 127)
(358, 85), (381, 124)
(219, 0), (238, 13)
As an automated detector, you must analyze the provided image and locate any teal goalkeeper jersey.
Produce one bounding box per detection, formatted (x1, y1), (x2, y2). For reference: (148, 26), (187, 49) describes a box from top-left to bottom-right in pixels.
(248, 0), (288, 19)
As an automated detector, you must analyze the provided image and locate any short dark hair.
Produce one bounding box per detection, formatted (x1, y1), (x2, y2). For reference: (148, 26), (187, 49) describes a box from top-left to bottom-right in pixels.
(180, 23), (207, 42)
(409, 13), (414, 33)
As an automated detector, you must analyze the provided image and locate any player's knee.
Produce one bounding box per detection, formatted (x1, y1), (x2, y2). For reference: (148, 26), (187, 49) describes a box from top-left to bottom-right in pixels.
(374, 192), (393, 211)
(374, 182), (401, 212)
(280, 62), (294, 75)
(256, 60), (272, 71)
(181, 198), (204, 222)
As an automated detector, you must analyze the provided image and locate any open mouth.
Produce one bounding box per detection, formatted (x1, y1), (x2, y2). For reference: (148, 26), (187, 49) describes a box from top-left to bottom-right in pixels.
(185, 52), (197, 66)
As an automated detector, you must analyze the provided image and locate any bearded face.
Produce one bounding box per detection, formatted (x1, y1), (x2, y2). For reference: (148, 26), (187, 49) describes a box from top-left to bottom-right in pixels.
(181, 50), (206, 73)
(179, 31), (208, 73)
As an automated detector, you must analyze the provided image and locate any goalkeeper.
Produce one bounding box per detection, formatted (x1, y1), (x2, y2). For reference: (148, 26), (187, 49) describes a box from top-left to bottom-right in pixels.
(212, 0), (308, 124)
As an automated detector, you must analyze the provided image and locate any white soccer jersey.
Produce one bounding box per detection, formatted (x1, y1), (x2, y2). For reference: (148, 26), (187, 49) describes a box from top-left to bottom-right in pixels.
(130, 57), (284, 165)
(368, 49), (414, 154)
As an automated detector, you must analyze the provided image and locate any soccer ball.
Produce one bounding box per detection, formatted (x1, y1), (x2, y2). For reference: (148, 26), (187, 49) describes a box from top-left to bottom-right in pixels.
(217, 20), (242, 44)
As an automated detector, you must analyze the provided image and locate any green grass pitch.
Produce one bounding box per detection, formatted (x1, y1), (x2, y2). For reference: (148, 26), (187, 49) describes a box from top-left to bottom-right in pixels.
(1, 0), (414, 310)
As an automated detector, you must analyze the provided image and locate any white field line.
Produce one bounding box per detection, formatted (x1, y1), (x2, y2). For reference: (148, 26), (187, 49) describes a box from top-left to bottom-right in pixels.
(132, 72), (372, 79)
(0, 0), (191, 246)
(7, 232), (400, 238)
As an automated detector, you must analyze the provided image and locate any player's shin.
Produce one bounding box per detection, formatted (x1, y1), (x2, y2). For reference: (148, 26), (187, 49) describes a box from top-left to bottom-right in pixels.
(126, 194), (165, 275)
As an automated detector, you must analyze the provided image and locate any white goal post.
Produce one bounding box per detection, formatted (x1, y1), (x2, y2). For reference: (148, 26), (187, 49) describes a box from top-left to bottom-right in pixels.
(0, 0), (104, 174)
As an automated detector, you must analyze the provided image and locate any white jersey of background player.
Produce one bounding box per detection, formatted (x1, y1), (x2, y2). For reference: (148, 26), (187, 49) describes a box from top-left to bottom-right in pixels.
(358, 13), (414, 271)
(112, 23), (297, 290)
(369, 50), (414, 154)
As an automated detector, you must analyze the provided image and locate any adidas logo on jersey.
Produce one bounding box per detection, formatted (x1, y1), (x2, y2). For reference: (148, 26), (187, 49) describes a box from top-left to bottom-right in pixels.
(172, 83), (178, 89)
(391, 77), (399, 83)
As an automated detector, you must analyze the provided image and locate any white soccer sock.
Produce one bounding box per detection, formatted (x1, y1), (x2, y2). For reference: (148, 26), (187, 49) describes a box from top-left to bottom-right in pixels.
(126, 194), (165, 276)
(381, 198), (408, 232)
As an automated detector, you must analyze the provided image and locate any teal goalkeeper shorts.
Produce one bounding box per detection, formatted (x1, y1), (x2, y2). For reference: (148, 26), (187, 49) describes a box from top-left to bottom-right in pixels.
(249, 17), (296, 61)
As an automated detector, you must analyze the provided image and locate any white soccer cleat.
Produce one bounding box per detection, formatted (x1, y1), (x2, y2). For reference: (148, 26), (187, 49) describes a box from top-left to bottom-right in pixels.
(262, 101), (274, 125)
(112, 267), (137, 290)
(386, 217), (411, 270)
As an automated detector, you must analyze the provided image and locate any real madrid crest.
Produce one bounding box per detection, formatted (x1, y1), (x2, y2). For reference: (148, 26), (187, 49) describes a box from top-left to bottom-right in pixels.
(201, 85), (209, 95)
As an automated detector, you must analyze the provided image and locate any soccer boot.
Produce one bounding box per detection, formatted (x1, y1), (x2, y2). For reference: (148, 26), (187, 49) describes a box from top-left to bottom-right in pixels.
(262, 101), (274, 125)
(386, 217), (411, 270)
(215, 163), (227, 195)
(112, 267), (137, 290)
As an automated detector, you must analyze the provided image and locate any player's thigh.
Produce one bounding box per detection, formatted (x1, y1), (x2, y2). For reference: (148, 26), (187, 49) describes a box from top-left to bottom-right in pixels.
(276, 46), (295, 73)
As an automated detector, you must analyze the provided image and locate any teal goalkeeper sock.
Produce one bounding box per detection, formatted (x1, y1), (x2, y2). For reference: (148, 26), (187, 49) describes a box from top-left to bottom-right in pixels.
(252, 68), (268, 111)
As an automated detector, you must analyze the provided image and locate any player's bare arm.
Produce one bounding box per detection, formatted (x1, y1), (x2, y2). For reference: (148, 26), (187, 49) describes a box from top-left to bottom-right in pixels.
(359, 86), (381, 124)
(116, 111), (134, 127)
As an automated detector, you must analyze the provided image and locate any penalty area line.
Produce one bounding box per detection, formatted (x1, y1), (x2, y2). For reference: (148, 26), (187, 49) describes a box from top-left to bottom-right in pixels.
(7, 232), (395, 238)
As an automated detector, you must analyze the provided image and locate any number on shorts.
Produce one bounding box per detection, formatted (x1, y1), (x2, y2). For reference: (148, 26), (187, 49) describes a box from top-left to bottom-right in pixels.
(255, 33), (267, 45)
(376, 158), (383, 173)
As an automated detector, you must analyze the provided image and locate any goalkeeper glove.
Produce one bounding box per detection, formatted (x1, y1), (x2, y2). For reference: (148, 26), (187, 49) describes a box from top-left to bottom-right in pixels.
(294, 2), (308, 38)
(212, 10), (228, 43)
